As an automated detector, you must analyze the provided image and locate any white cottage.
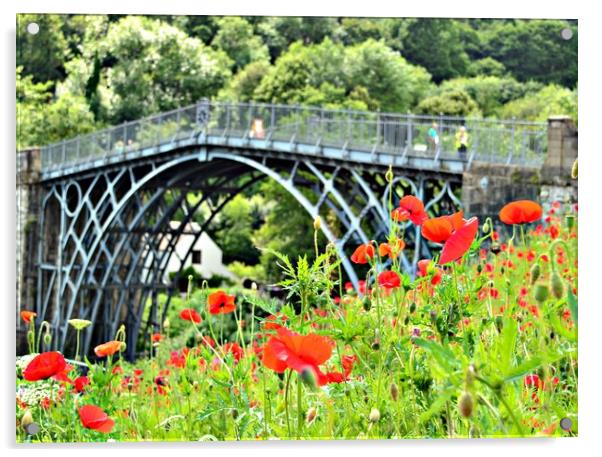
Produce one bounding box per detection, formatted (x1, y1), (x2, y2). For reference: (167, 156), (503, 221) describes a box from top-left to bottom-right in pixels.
(145, 221), (236, 283)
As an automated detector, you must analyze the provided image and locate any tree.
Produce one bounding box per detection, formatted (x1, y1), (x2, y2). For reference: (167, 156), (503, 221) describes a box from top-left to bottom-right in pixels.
(218, 61), (272, 102)
(498, 85), (577, 122)
(467, 57), (507, 78)
(484, 20), (578, 87)
(17, 67), (97, 149)
(63, 16), (232, 124)
(17, 14), (70, 83)
(211, 194), (261, 266)
(416, 90), (480, 117)
(344, 39), (432, 112)
(437, 76), (542, 117)
(400, 19), (471, 83)
(211, 17), (269, 71)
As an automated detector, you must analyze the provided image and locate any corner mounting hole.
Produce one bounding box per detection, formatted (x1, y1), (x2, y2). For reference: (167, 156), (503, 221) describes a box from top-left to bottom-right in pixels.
(27, 22), (39, 35)
(561, 28), (573, 40)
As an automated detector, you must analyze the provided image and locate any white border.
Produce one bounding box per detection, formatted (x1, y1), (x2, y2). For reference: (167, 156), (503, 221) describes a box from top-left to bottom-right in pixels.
(3, 1), (601, 456)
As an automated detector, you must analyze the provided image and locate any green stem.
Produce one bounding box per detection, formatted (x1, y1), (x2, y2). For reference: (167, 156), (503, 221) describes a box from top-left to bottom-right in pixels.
(284, 370), (292, 438)
(296, 374), (303, 439)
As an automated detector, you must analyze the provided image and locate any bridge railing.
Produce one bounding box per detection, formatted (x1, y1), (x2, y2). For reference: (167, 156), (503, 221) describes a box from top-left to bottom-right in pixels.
(40, 101), (548, 173)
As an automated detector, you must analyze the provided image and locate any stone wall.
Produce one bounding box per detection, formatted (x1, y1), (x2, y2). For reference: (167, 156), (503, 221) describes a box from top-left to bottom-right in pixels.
(462, 115), (578, 223)
(16, 148), (41, 351)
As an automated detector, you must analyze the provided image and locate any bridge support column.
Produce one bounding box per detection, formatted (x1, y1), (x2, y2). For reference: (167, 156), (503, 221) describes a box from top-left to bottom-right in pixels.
(17, 148), (42, 352)
(539, 115), (578, 208)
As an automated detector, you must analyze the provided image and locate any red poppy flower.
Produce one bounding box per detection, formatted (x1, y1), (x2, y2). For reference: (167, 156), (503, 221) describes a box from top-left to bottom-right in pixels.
(79, 405), (115, 433)
(421, 211), (464, 243)
(74, 376), (90, 393)
(417, 259), (442, 285)
(151, 333), (163, 343)
(391, 196), (428, 225)
(52, 363), (74, 384)
(439, 217), (479, 265)
(350, 243), (375, 264)
(179, 308), (202, 324)
(223, 342), (244, 362)
(207, 290), (236, 315)
(94, 340), (123, 358)
(499, 200), (542, 225)
(378, 239), (406, 259)
(262, 327), (333, 386)
(20, 310), (37, 324)
(23, 352), (67, 381)
(378, 270), (401, 289)
(263, 313), (289, 330)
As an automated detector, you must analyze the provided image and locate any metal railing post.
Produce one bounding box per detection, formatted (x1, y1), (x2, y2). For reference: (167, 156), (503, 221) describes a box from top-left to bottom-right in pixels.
(506, 117), (516, 165)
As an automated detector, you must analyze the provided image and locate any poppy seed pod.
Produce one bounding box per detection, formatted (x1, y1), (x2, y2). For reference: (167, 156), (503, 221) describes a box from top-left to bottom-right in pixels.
(362, 296), (372, 312)
(565, 214), (575, 230)
(534, 283), (549, 303)
(369, 408), (380, 423)
(458, 391), (474, 418)
(306, 406), (317, 424)
(300, 367), (318, 391)
(551, 272), (565, 300)
(390, 382), (399, 402)
(21, 410), (33, 429)
(313, 216), (321, 231)
(385, 165), (394, 183)
(530, 264), (541, 285)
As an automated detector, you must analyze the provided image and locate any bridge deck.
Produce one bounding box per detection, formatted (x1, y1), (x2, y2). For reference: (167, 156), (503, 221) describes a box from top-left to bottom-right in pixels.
(40, 101), (547, 180)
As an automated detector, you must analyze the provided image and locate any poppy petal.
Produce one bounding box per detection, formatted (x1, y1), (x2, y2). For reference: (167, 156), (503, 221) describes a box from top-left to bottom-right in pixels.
(499, 200), (542, 225)
(421, 217), (454, 243)
(440, 217), (479, 264)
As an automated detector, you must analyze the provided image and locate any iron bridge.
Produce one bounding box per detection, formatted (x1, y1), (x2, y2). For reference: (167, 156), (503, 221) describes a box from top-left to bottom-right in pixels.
(34, 101), (547, 358)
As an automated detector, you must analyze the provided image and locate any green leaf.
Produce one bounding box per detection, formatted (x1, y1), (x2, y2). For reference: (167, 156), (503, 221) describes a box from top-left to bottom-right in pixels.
(498, 317), (518, 371)
(503, 356), (544, 382)
(412, 338), (458, 371)
(419, 386), (455, 423)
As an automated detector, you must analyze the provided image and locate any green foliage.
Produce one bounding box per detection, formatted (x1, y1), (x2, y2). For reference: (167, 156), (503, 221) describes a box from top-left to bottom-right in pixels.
(218, 60), (271, 102)
(211, 194), (261, 265)
(17, 14), (69, 83)
(67, 16), (232, 124)
(467, 57), (507, 78)
(436, 76), (543, 117)
(416, 89), (480, 117)
(400, 19), (471, 83)
(211, 17), (269, 71)
(499, 84), (578, 122)
(483, 20), (578, 87)
(17, 67), (97, 149)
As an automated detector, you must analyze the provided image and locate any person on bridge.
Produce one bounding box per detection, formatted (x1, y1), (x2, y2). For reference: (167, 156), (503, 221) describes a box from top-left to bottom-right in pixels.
(427, 122), (439, 152)
(455, 125), (469, 159)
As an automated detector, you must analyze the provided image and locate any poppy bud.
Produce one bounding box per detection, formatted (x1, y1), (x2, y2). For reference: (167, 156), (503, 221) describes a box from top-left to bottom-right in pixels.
(458, 391), (474, 418)
(534, 283), (549, 303)
(404, 316), (410, 326)
(163, 318), (170, 329)
(390, 382), (399, 402)
(21, 410), (33, 429)
(371, 339), (380, 351)
(313, 216), (321, 231)
(306, 406), (317, 424)
(43, 331), (52, 347)
(565, 214), (575, 230)
(369, 407), (380, 423)
(362, 296), (371, 312)
(476, 264), (483, 274)
(385, 165), (394, 183)
(482, 221), (490, 234)
(495, 316), (503, 332)
(300, 367), (318, 390)
(571, 158), (578, 179)
(550, 272), (565, 300)
(529, 264), (541, 285)
(409, 302), (416, 313)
